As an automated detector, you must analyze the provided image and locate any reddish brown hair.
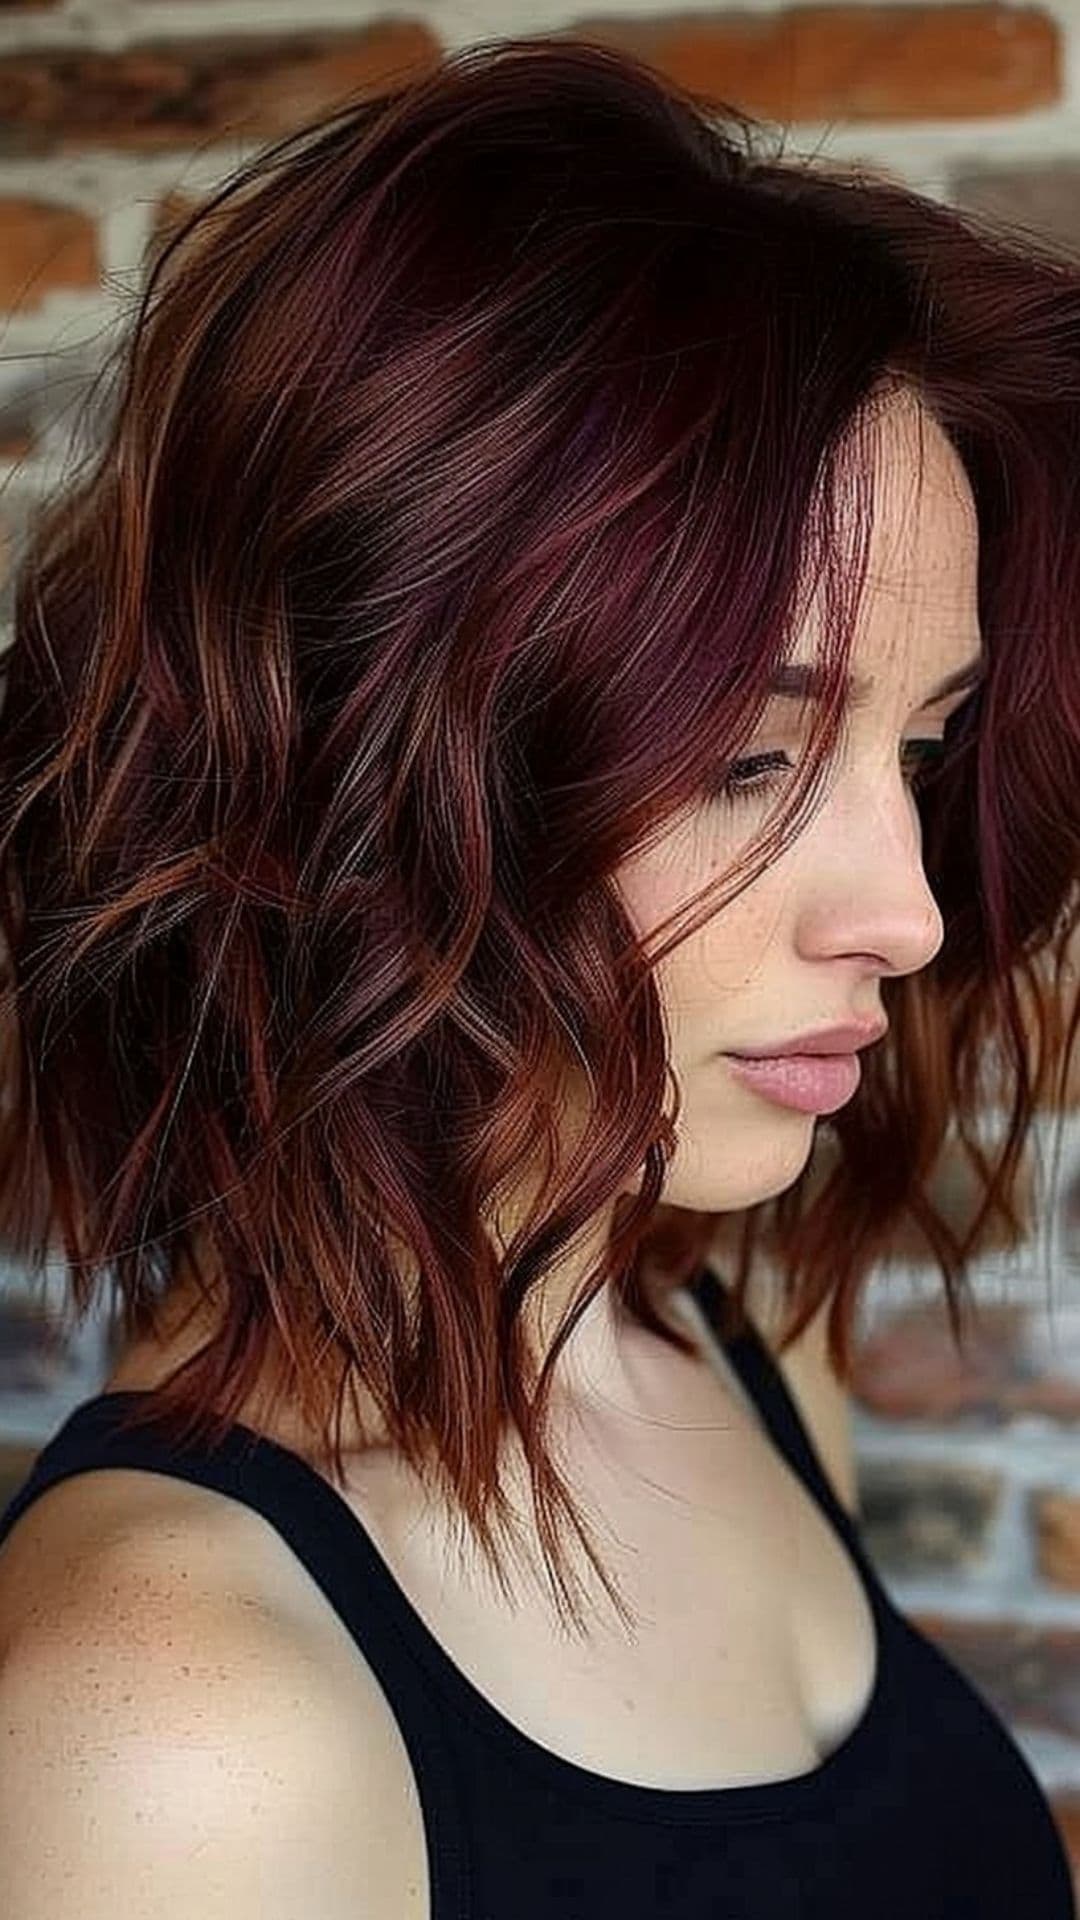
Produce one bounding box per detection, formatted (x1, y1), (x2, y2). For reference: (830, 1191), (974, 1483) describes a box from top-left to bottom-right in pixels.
(1, 38), (1078, 1634)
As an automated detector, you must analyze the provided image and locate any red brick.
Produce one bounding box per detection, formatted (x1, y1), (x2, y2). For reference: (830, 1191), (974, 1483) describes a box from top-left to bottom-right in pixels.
(572, 5), (1061, 124)
(0, 197), (98, 314)
(1032, 1488), (1080, 1592)
(0, 24), (442, 156)
(852, 1299), (1080, 1423)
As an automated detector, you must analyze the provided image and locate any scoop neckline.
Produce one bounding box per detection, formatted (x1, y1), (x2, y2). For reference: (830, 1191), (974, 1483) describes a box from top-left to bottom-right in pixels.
(64, 1288), (894, 1829)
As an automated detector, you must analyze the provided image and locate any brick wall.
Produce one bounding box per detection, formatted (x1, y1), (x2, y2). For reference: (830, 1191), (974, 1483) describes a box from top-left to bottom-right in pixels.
(0, 0), (1078, 1894)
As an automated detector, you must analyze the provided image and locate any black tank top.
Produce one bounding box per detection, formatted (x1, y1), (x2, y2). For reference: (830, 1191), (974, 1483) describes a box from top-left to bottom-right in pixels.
(1, 1263), (1074, 1919)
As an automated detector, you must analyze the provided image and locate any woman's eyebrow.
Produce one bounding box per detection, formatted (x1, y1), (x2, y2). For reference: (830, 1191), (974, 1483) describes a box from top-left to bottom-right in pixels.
(765, 652), (986, 710)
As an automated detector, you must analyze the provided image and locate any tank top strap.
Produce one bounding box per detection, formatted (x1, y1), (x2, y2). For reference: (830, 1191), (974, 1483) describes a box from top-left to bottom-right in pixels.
(683, 1262), (872, 1572)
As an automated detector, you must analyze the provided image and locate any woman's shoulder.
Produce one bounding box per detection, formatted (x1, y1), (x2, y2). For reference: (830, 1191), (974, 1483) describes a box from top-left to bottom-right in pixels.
(0, 1444), (429, 1918)
(0, 1440), (297, 1671)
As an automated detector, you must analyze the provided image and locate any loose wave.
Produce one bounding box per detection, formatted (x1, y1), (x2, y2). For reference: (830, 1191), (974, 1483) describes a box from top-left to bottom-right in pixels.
(1, 36), (1078, 1636)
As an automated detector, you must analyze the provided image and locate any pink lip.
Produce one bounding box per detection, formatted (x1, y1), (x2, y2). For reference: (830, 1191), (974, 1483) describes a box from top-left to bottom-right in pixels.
(726, 1019), (887, 1059)
(723, 1051), (862, 1113)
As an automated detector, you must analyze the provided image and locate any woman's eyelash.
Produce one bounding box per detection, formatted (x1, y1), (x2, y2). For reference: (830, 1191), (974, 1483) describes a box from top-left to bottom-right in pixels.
(712, 738), (948, 806)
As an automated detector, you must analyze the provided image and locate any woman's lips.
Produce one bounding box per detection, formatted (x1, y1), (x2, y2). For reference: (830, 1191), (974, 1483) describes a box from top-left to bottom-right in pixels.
(722, 1051), (861, 1114)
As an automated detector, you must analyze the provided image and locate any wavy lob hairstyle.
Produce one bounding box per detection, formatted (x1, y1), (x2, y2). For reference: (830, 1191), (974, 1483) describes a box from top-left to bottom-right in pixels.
(1, 36), (1078, 1634)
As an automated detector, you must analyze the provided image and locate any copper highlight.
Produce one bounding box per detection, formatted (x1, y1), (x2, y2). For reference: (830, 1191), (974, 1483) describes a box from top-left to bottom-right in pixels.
(1, 38), (1078, 1635)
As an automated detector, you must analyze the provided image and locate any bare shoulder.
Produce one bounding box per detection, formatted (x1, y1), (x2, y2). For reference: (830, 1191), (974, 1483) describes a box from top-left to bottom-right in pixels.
(0, 1468), (429, 1918)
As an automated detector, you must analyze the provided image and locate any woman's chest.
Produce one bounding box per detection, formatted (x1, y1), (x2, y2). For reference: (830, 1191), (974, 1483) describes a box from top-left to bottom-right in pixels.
(295, 1389), (879, 1795)
(99, 1319), (880, 1917)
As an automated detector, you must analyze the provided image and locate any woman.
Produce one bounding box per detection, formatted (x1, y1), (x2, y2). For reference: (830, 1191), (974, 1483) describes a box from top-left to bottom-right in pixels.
(0, 36), (1076, 1919)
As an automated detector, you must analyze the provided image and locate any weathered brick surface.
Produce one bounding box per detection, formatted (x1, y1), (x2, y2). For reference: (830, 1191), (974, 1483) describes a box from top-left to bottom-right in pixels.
(852, 1299), (1080, 1423)
(0, 25), (442, 157)
(856, 1458), (1003, 1574)
(0, 197), (98, 314)
(570, 5), (1061, 123)
(0, 10), (1061, 156)
(1032, 1487), (1080, 1592)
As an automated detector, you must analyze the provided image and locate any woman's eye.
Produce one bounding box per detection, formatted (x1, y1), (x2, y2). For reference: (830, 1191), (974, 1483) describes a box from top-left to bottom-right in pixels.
(711, 739), (947, 807)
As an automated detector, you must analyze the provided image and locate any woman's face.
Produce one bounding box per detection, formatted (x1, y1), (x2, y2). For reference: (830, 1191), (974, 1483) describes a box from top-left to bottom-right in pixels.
(151, 397), (985, 1412)
(614, 386), (984, 1217)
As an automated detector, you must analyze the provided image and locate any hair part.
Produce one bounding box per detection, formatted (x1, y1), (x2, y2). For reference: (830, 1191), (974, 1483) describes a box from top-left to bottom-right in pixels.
(1, 36), (1078, 1637)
